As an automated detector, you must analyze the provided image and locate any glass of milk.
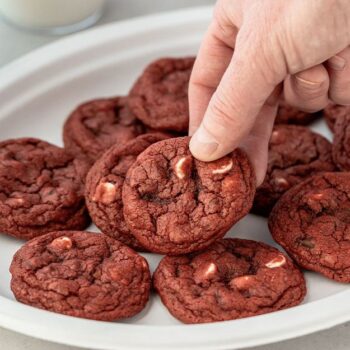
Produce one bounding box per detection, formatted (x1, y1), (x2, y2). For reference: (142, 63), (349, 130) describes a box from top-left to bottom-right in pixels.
(0, 0), (105, 35)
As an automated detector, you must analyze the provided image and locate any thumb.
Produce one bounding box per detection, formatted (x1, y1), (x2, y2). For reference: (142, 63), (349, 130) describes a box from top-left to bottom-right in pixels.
(189, 27), (286, 161)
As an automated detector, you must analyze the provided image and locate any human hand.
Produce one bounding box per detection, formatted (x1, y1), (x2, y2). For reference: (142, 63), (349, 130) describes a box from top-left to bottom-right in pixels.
(189, 0), (350, 184)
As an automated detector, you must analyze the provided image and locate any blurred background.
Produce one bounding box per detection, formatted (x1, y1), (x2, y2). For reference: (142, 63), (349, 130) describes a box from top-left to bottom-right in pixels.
(0, 0), (214, 67)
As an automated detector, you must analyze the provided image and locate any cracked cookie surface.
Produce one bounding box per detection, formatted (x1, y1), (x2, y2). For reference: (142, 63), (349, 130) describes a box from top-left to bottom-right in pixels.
(86, 133), (169, 250)
(275, 100), (320, 125)
(269, 172), (350, 282)
(0, 138), (89, 239)
(153, 238), (306, 323)
(63, 97), (145, 163)
(10, 231), (151, 321)
(323, 103), (350, 132)
(128, 57), (195, 132)
(253, 125), (335, 216)
(332, 111), (350, 170)
(122, 137), (256, 255)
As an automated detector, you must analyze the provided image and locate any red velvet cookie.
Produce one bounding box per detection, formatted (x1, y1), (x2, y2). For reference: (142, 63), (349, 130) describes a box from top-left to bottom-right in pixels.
(275, 100), (321, 125)
(122, 137), (256, 255)
(10, 231), (151, 321)
(253, 125), (335, 216)
(323, 103), (350, 131)
(269, 172), (350, 282)
(153, 238), (306, 324)
(332, 111), (350, 170)
(128, 57), (195, 132)
(0, 138), (89, 239)
(63, 97), (145, 163)
(85, 133), (169, 250)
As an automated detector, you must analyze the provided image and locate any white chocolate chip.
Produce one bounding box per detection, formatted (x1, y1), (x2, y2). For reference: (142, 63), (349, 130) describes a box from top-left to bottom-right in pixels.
(310, 193), (324, 200)
(6, 197), (24, 207)
(230, 275), (252, 289)
(265, 254), (286, 268)
(93, 182), (117, 204)
(204, 262), (217, 277)
(13, 198), (24, 204)
(212, 160), (233, 175)
(175, 156), (191, 179)
(51, 236), (73, 250)
(274, 177), (289, 186)
(270, 130), (280, 143)
(141, 259), (149, 270)
(271, 130), (279, 138)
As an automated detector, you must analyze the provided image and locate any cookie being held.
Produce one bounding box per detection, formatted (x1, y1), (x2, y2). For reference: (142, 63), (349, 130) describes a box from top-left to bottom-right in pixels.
(269, 172), (350, 282)
(153, 238), (306, 324)
(10, 231), (151, 321)
(0, 138), (89, 239)
(122, 137), (256, 255)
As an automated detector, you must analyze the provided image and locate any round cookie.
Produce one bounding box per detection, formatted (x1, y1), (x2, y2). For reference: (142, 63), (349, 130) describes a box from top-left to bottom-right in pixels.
(253, 125), (335, 216)
(275, 100), (321, 125)
(128, 57), (195, 132)
(10, 231), (151, 321)
(0, 138), (90, 240)
(122, 137), (256, 255)
(63, 97), (145, 163)
(153, 238), (306, 324)
(332, 112), (350, 170)
(269, 172), (350, 282)
(323, 103), (350, 131)
(86, 133), (169, 250)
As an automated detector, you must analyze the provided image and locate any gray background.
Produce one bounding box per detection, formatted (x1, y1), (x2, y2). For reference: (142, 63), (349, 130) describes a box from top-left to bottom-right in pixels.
(0, 0), (349, 349)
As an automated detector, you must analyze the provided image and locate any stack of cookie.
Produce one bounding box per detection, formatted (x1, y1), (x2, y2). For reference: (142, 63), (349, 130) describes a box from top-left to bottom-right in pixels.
(2, 56), (348, 325)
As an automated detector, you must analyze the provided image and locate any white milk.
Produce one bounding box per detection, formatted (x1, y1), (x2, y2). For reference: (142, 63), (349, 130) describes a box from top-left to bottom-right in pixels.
(0, 0), (105, 30)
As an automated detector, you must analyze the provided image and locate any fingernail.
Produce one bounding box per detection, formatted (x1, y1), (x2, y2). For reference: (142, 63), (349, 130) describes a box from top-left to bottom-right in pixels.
(190, 127), (218, 160)
(328, 55), (346, 71)
(295, 76), (323, 89)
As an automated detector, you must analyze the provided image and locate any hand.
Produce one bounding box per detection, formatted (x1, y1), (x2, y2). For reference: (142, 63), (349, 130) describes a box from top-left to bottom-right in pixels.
(189, 0), (350, 184)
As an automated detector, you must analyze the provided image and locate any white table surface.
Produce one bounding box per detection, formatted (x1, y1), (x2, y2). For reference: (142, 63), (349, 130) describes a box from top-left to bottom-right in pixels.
(0, 1), (349, 349)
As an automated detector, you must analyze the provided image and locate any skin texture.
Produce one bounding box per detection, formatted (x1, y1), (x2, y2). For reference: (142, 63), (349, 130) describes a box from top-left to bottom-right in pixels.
(0, 138), (90, 239)
(153, 238), (306, 324)
(128, 57), (195, 132)
(333, 112), (350, 170)
(253, 125), (336, 216)
(10, 231), (151, 321)
(85, 133), (169, 250)
(269, 172), (350, 282)
(188, 0), (350, 185)
(275, 100), (321, 125)
(122, 137), (256, 255)
(63, 97), (145, 163)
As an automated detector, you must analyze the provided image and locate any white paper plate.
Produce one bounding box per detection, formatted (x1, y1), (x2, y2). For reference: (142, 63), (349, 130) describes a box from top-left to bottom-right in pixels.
(0, 6), (348, 350)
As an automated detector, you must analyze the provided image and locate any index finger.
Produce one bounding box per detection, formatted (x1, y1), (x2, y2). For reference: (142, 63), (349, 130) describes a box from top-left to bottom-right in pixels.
(188, 8), (238, 135)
